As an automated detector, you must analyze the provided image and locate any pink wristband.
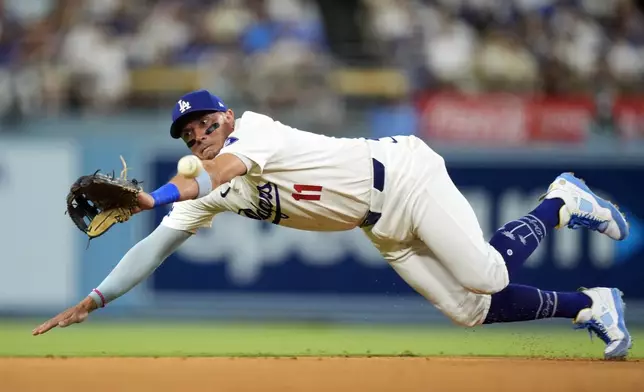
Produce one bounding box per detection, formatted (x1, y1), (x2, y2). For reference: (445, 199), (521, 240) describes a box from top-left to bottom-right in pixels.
(92, 289), (106, 308)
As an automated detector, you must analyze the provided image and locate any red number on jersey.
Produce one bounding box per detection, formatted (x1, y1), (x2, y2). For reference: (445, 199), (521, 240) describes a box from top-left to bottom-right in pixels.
(292, 184), (323, 201)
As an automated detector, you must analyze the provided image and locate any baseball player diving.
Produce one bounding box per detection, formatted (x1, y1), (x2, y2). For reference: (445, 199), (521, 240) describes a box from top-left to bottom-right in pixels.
(32, 89), (632, 360)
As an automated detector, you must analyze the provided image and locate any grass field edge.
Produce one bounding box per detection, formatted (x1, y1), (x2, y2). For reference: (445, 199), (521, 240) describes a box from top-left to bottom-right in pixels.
(1, 353), (642, 361)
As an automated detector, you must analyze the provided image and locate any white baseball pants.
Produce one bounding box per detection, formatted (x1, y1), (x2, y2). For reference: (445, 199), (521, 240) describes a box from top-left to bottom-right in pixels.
(364, 136), (509, 326)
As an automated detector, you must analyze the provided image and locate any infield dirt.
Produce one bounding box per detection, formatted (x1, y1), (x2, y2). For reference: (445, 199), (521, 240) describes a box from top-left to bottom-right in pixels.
(2, 357), (643, 391)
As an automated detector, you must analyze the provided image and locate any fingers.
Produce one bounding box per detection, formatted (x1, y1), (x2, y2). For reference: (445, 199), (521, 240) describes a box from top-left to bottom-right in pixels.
(32, 309), (86, 336)
(32, 319), (59, 336)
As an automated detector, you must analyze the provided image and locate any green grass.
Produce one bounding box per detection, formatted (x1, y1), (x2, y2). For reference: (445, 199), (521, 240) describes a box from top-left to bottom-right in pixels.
(2, 319), (643, 359)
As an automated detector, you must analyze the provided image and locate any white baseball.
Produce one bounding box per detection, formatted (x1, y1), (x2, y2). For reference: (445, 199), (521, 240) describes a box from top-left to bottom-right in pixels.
(177, 155), (203, 178)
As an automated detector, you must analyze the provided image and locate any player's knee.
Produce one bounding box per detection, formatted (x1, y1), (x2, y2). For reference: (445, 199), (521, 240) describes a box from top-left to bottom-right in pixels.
(444, 308), (481, 328)
(459, 252), (509, 295)
(450, 314), (480, 328)
(439, 297), (489, 328)
(459, 271), (508, 295)
(462, 278), (507, 295)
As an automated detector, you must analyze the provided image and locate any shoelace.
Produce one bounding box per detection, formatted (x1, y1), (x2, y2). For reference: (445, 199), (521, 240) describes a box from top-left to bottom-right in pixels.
(568, 213), (607, 231)
(574, 319), (612, 344)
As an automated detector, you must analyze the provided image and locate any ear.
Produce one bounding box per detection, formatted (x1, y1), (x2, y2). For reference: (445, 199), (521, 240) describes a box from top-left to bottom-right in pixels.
(225, 109), (235, 123)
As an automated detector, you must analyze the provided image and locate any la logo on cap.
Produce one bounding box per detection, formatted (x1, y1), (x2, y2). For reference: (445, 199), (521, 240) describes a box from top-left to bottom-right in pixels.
(178, 100), (191, 113)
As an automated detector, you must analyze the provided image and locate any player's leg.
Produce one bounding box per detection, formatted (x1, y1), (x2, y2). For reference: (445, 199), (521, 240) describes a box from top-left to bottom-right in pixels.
(483, 284), (631, 359)
(380, 241), (492, 327)
(411, 163), (629, 293)
(481, 173), (632, 359)
(481, 173), (631, 359)
(385, 245), (615, 329)
(421, 190), (589, 323)
(409, 163), (510, 295)
(385, 240), (631, 359)
(487, 198), (561, 280)
(484, 284), (590, 323)
(488, 172), (629, 280)
(410, 165), (631, 358)
(376, 237), (631, 358)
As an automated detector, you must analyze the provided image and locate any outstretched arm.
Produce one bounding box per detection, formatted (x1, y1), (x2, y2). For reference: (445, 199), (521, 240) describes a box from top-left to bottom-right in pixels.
(32, 225), (192, 335)
(136, 153), (248, 210)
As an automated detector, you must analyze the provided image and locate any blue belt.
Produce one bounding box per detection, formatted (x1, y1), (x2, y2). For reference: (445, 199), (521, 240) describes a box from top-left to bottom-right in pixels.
(360, 158), (385, 228)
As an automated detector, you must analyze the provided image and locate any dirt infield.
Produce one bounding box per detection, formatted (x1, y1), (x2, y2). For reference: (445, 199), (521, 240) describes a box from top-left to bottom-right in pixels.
(2, 357), (643, 392)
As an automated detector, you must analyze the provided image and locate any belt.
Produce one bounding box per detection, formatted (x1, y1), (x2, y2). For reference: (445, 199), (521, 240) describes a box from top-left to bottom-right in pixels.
(360, 156), (385, 228)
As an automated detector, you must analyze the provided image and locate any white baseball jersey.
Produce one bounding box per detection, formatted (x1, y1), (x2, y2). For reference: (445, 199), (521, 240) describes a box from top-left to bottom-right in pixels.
(160, 111), (506, 328)
(162, 111), (377, 233)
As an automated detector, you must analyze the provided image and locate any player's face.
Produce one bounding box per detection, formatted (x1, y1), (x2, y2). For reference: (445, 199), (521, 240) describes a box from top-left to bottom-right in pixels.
(179, 110), (235, 160)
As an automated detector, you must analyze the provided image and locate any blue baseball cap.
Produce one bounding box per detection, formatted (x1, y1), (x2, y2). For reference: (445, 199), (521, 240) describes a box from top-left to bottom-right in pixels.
(170, 89), (228, 139)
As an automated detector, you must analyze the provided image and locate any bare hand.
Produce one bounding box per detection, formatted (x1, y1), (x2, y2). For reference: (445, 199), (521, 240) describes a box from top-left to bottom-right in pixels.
(132, 192), (155, 214)
(32, 297), (97, 336)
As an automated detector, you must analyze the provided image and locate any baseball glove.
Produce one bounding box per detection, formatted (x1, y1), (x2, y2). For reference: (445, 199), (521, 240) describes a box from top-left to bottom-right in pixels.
(66, 156), (143, 240)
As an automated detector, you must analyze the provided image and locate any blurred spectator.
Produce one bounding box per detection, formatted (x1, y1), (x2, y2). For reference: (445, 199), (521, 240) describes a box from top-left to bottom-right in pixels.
(606, 34), (644, 87)
(550, 5), (604, 81)
(421, 4), (478, 91)
(0, 0), (640, 130)
(59, 17), (130, 112)
(129, 2), (191, 66)
(474, 29), (539, 92)
(363, 0), (415, 57)
(239, 0), (340, 128)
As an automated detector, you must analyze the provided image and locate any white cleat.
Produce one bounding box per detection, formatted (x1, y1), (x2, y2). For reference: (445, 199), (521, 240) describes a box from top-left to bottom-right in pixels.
(574, 287), (632, 360)
(541, 172), (629, 241)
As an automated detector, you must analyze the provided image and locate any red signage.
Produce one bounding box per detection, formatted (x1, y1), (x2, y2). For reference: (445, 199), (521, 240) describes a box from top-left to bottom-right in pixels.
(416, 93), (644, 143)
(417, 93), (528, 144)
(526, 97), (594, 142)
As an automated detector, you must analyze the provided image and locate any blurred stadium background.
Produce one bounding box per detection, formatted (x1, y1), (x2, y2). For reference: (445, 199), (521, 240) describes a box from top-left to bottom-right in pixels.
(1, 0), (644, 356)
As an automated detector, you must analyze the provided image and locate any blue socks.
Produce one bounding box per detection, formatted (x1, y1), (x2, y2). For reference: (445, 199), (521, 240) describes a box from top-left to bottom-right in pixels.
(489, 198), (564, 279)
(483, 198), (593, 324)
(484, 284), (592, 323)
